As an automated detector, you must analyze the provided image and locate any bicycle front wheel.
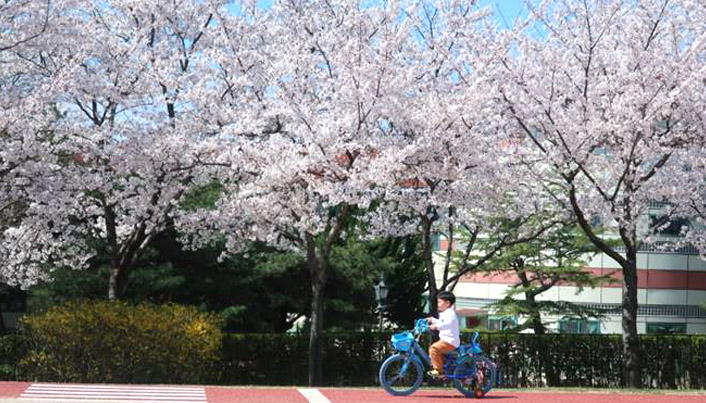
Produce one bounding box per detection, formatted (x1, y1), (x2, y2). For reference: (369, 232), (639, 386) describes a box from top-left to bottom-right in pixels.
(379, 354), (423, 396)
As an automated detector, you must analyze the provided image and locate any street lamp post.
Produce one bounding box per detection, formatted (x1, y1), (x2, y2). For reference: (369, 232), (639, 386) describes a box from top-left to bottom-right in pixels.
(373, 276), (389, 332)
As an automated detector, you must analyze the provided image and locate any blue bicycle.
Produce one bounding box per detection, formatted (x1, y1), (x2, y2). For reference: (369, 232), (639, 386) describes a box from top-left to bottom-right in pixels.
(379, 319), (497, 398)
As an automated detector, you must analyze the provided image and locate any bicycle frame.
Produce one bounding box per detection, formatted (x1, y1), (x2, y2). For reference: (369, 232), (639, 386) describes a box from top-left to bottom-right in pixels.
(392, 336), (429, 380)
(409, 338), (431, 367)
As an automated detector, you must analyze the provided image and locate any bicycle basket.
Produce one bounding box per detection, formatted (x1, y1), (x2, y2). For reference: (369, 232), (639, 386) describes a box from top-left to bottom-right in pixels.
(391, 332), (414, 352)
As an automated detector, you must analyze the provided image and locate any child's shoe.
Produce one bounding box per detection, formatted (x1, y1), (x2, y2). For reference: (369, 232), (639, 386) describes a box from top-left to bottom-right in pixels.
(426, 369), (443, 378)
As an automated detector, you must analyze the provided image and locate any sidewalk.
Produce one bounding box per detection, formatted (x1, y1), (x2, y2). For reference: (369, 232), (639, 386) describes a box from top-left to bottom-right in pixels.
(1, 382), (705, 402)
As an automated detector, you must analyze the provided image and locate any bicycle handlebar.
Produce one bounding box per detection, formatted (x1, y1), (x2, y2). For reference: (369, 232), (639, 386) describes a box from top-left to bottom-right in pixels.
(414, 318), (430, 334)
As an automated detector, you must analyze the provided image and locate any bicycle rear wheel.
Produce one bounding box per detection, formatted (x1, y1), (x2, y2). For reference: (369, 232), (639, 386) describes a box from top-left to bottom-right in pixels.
(452, 355), (497, 398)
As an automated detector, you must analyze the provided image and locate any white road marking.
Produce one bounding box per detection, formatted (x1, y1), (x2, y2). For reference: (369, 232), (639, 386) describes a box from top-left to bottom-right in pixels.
(19, 383), (206, 402)
(297, 388), (332, 403)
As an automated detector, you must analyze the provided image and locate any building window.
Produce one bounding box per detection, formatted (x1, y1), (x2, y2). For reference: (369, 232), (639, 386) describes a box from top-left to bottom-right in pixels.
(558, 318), (601, 334)
(464, 316), (482, 329)
(487, 315), (517, 331)
(649, 215), (690, 237)
(431, 233), (440, 251)
(646, 322), (687, 335)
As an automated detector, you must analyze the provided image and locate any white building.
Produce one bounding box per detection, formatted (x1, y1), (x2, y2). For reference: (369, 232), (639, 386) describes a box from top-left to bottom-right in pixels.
(436, 240), (706, 335)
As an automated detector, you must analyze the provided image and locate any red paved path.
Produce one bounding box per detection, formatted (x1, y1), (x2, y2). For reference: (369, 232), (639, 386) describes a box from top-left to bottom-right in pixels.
(207, 387), (308, 403)
(318, 389), (706, 402)
(1, 382), (704, 402)
(0, 383), (29, 398)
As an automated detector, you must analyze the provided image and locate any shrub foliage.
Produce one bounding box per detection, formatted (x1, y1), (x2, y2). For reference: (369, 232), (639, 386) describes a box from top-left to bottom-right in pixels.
(18, 300), (222, 384)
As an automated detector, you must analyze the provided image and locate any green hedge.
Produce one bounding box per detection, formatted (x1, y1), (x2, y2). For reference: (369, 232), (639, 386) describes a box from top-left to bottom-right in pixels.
(219, 332), (389, 386)
(480, 333), (623, 387)
(641, 335), (706, 389)
(0, 334), (23, 381)
(17, 300), (222, 384)
(2, 313), (705, 388)
(219, 333), (309, 385)
(475, 333), (706, 388)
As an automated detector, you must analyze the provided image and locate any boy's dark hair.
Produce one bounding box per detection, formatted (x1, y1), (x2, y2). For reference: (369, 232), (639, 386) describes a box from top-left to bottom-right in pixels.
(437, 291), (455, 306)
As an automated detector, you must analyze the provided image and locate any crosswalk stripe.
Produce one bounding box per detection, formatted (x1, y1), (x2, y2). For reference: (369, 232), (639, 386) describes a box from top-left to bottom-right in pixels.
(19, 400), (205, 403)
(25, 390), (204, 394)
(297, 388), (331, 403)
(28, 384), (204, 391)
(20, 383), (207, 402)
(24, 390), (205, 395)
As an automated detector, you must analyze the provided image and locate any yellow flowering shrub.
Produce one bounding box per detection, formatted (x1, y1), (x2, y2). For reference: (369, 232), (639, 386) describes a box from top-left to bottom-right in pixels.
(18, 300), (222, 384)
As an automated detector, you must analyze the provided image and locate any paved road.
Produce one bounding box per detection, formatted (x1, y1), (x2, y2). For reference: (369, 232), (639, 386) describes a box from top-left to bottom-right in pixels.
(1, 382), (704, 402)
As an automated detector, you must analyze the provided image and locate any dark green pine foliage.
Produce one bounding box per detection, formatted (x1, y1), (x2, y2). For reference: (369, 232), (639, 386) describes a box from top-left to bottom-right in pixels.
(326, 235), (427, 331)
(25, 231), (426, 333)
(480, 224), (614, 334)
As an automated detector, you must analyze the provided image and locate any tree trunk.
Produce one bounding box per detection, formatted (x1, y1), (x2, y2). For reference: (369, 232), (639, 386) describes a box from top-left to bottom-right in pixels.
(622, 247), (640, 388)
(568, 186), (641, 388)
(525, 294), (557, 385)
(421, 216), (439, 317)
(528, 307), (545, 335)
(304, 205), (351, 386)
(518, 269), (545, 335)
(107, 266), (128, 301)
(307, 236), (326, 387)
(308, 269), (325, 386)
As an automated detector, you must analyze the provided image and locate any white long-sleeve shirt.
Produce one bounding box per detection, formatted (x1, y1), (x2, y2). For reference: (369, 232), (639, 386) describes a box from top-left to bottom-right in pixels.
(431, 308), (460, 347)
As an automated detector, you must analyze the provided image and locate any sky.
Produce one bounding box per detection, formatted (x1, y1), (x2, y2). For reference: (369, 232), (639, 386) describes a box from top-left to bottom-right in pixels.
(476, 0), (529, 29)
(239, 1), (530, 24)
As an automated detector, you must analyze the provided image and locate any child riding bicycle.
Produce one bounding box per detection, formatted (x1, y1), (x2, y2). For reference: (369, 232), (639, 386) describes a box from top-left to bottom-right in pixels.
(426, 291), (460, 378)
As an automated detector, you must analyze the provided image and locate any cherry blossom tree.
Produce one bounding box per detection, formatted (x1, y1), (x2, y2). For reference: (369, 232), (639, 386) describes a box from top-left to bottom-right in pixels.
(0, 0), (75, 286)
(1, 0), (237, 299)
(493, 0), (706, 387)
(181, 0), (433, 386)
(370, 120), (568, 317)
(360, 1), (568, 317)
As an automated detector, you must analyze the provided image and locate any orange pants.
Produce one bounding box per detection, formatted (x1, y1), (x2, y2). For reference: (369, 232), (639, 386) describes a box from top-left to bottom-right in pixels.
(429, 340), (456, 373)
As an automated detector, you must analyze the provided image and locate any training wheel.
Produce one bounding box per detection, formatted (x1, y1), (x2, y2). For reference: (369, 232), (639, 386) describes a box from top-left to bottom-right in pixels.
(473, 388), (484, 399)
